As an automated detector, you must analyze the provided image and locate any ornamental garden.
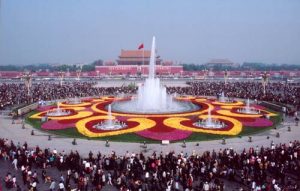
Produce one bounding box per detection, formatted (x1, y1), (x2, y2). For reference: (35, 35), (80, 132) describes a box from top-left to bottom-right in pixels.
(26, 96), (280, 143)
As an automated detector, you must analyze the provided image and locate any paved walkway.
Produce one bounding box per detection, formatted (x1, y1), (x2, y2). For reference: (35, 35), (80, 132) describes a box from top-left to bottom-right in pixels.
(0, 113), (299, 157)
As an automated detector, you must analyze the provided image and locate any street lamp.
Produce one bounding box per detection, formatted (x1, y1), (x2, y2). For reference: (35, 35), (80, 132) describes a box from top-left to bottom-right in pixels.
(203, 69), (208, 80)
(22, 72), (32, 96)
(58, 71), (65, 86)
(76, 66), (82, 81)
(96, 70), (100, 79)
(262, 71), (269, 95)
(224, 70), (229, 85)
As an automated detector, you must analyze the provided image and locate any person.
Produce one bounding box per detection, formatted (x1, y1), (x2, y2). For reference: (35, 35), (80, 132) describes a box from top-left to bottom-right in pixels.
(12, 157), (18, 170)
(49, 179), (56, 191)
(203, 181), (210, 191)
(58, 180), (65, 191)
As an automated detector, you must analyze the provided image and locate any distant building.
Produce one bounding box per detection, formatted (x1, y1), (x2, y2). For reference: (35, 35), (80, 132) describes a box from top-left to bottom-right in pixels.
(205, 59), (238, 68)
(96, 49), (182, 76)
(117, 50), (162, 65)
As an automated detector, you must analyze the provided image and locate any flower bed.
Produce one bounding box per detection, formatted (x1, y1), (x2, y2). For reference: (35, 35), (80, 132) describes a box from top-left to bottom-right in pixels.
(28, 96), (279, 141)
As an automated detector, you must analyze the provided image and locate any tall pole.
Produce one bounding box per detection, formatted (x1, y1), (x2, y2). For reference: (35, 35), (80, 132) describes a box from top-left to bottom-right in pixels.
(142, 48), (144, 76)
(224, 70), (229, 85)
(96, 70), (99, 79)
(262, 71), (269, 95)
(22, 72), (32, 96)
(76, 65), (82, 81)
(58, 71), (65, 86)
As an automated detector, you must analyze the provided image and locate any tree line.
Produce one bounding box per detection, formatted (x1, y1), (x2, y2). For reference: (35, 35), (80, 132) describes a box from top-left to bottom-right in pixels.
(182, 62), (300, 71)
(0, 60), (103, 72)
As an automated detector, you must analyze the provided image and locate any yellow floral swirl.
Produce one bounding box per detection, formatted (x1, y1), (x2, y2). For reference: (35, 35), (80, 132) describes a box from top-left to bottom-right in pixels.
(216, 109), (277, 118)
(211, 101), (244, 106)
(175, 96), (196, 100)
(30, 111), (93, 120)
(163, 115), (242, 135)
(59, 102), (92, 107)
(75, 117), (156, 137)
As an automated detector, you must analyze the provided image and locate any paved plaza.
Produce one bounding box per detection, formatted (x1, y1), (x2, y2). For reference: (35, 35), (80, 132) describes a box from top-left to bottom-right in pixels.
(0, 112), (298, 157)
(0, 110), (299, 191)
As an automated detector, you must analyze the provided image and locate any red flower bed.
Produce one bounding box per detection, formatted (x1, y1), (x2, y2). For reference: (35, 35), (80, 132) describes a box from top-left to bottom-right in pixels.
(136, 129), (192, 141)
(42, 120), (75, 130)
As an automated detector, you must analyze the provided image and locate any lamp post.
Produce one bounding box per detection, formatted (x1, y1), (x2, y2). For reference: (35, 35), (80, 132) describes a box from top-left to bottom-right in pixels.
(22, 72), (32, 96)
(224, 70), (229, 85)
(262, 71), (269, 95)
(203, 69), (208, 80)
(58, 71), (65, 86)
(96, 70), (100, 80)
(76, 66), (82, 81)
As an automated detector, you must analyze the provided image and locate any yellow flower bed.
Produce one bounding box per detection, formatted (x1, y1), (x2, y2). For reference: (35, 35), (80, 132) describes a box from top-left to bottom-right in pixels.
(211, 101), (244, 106)
(59, 107), (86, 111)
(75, 117), (156, 137)
(59, 102), (92, 107)
(101, 96), (124, 101)
(175, 96), (195, 100)
(216, 109), (277, 118)
(163, 115), (242, 135)
(30, 111), (93, 120)
(91, 102), (214, 118)
(194, 98), (208, 102)
(91, 98), (105, 102)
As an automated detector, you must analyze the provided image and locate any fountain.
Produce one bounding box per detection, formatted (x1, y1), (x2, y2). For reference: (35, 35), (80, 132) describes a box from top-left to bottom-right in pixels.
(219, 92), (228, 103)
(93, 104), (127, 130)
(68, 97), (82, 104)
(237, 99), (260, 114)
(46, 102), (70, 116)
(111, 37), (199, 114)
(194, 108), (225, 128)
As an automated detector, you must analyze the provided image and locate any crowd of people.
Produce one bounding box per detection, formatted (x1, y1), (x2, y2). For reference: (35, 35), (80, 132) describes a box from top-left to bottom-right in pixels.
(0, 138), (299, 190)
(0, 79), (300, 190)
(0, 82), (137, 110)
(0, 80), (300, 111)
(172, 81), (300, 112)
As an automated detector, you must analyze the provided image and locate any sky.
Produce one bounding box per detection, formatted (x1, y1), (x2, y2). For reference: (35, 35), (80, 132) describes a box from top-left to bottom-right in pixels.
(0, 0), (300, 65)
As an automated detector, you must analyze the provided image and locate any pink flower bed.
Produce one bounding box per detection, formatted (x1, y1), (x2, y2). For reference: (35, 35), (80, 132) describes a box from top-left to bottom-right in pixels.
(41, 120), (75, 130)
(136, 129), (192, 141)
(242, 118), (273, 127)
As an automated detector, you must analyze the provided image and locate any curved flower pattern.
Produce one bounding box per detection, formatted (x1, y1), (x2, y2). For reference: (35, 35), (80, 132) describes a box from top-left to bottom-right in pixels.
(216, 109), (277, 118)
(28, 96), (278, 141)
(30, 111), (93, 120)
(163, 115), (243, 135)
(76, 117), (156, 137)
(59, 102), (92, 107)
(211, 101), (244, 106)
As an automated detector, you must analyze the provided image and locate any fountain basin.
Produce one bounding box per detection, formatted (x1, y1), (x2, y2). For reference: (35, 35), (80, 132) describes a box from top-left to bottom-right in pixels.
(68, 97), (82, 104)
(193, 119), (226, 129)
(46, 109), (71, 117)
(110, 100), (200, 114)
(93, 120), (127, 130)
(236, 108), (260, 114)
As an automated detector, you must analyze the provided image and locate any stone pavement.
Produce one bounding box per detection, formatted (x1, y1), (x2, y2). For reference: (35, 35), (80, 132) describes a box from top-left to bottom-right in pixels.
(0, 113), (299, 191)
(0, 113), (298, 158)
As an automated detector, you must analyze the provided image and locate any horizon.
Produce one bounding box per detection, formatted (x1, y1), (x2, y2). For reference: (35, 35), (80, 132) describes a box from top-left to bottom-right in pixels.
(0, 0), (300, 65)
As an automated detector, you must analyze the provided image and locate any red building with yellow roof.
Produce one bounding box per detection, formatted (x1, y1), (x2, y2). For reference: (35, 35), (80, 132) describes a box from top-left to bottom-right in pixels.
(96, 49), (183, 76)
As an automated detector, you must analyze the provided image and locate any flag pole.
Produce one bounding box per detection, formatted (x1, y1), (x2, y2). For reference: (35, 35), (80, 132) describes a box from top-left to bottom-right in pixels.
(142, 47), (144, 75)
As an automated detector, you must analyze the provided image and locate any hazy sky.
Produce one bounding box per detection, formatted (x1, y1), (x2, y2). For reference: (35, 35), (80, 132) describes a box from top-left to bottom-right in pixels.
(0, 0), (300, 65)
